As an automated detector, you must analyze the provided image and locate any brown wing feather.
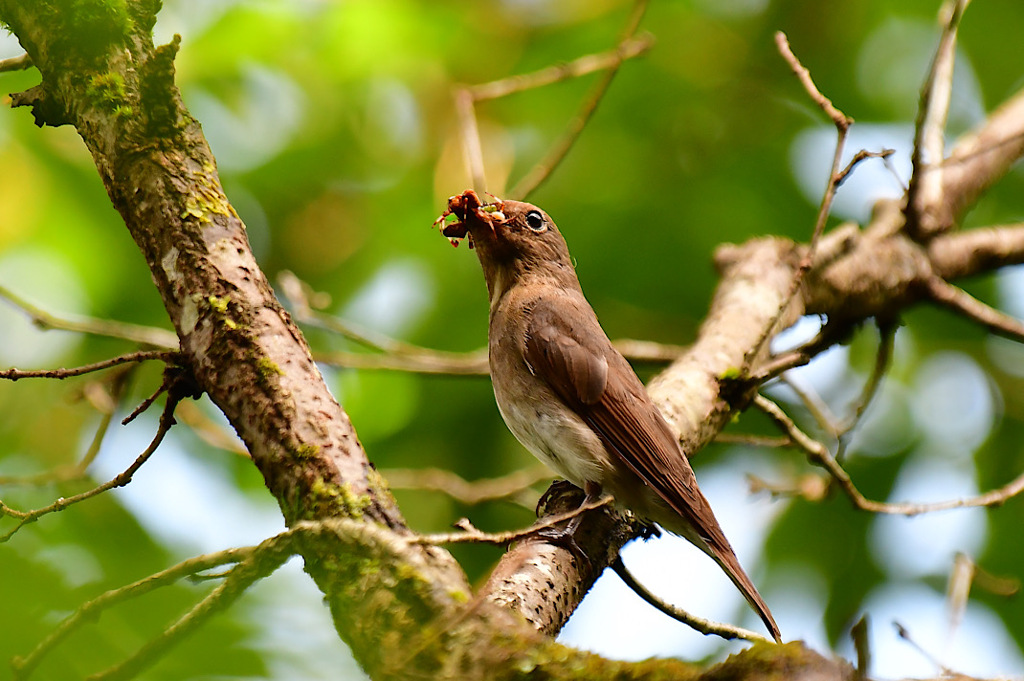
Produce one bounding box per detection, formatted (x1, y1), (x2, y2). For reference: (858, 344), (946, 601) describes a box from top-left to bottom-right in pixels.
(523, 299), (782, 641)
(524, 300), (711, 534)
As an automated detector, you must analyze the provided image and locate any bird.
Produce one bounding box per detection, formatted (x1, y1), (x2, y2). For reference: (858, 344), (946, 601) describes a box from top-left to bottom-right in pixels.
(436, 189), (781, 642)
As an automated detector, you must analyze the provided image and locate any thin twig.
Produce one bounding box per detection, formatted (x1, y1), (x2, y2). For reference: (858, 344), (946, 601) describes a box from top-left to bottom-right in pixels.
(841, 319), (896, 433)
(10, 546), (258, 680)
(775, 32), (852, 130)
(413, 496), (613, 546)
(610, 557), (772, 644)
(0, 52), (32, 72)
(835, 148), (896, 187)
(175, 401), (249, 456)
(454, 88), (487, 194)
(281, 271), (684, 374)
(754, 393), (1024, 516)
(745, 34), (853, 371)
(121, 377), (170, 426)
(746, 472), (829, 503)
(906, 0), (971, 238)
(0, 367), (134, 486)
(0, 350), (176, 381)
(507, 0), (651, 200)
(383, 465), (551, 507)
(836, 319), (897, 462)
(926, 275), (1024, 342)
(0, 392), (180, 541)
(468, 34), (655, 101)
(0, 284), (178, 349)
(779, 374), (839, 439)
(83, 535), (295, 681)
(714, 433), (794, 448)
(893, 622), (956, 676)
(315, 349), (489, 375)
(314, 337), (684, 376)
(750, 319), (849, 384)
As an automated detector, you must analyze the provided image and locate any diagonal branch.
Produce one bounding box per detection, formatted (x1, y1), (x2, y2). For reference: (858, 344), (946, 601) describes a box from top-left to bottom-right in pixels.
(0, 388), (181, 542)
(0, 284), (178, 349)
(10, 546), (259, 680)
(925, 274), (1024, 342)
(755, 394), (1024, 516)
(0, 349), (176, 381)
(905, 0), (970, 239)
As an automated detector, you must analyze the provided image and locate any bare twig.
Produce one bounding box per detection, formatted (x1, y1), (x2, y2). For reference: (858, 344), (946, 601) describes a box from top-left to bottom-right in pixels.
(926, 275), (1024, 342)
(0, 349), (176, 381)
(84, 535), (294, 681)
(0, 367), (134, 486)
(747, 473), (829, 503)
(282, 271), (684, 375)
(753, 393), (1024, 516)
(750, 319), (849, 384)
(775, 32), (852, 131)
(383, 465), (551, 508)
(467, 34), (654, 101)
(779, 374), (839, 439)
(0, 52), (32, 72)
(175, 401), (249, 456)
(10, 546), (258, 680)
(315, 349), (489, 375)
(893, 622), (955, 676)
(610, 558), (773, 644)
(452, 4), (653, 201)
(840, 319), (896, 434)
(121, 376), (171, 426)
(836, 319), (897, 462)
(906, 0), (971, 238)
(0, 284), (178, 349)
(413, 495), (613, 546)
(508, 1), (651, 200)
(454, 88), (487, 194)
(835, 148), (896, 187)
(1, 391), (180, 541)
(746, 34), (853, 371)
(314, 337), (684, 376)
(715, 433), (794, 448)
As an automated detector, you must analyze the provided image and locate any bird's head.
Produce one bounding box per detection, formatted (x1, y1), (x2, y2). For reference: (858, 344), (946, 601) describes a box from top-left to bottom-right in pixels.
(435, 189), (576, 302)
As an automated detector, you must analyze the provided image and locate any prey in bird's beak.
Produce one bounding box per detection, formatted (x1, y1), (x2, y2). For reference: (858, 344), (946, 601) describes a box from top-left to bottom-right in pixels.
(433, 189), (506, 248)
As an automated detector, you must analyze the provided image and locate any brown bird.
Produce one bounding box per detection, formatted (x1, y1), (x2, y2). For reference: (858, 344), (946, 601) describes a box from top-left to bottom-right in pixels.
(437, 189), (781, 642)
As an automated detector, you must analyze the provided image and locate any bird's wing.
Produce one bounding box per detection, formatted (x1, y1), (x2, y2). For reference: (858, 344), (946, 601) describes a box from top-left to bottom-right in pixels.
(523, 297), (782, 642)
(522, 298), (709, 538)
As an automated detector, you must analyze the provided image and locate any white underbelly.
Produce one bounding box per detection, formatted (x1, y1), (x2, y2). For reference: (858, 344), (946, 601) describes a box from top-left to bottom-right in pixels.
(495, 396), (608, 488)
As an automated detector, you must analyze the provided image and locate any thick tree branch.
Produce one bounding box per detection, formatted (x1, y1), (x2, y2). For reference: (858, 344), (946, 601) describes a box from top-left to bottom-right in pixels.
(941, 87), (1024, 226)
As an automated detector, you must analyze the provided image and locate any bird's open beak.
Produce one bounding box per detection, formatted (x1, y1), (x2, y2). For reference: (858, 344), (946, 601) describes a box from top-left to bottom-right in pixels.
(434, 189), (505, 248)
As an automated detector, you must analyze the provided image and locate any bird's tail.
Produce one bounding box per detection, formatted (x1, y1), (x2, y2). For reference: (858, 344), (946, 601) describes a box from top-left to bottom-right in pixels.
(703, 536), (781, 642)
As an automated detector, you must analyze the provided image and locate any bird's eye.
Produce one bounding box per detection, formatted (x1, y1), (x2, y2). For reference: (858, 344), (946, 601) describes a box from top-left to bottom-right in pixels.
(525, 210), (546, 232)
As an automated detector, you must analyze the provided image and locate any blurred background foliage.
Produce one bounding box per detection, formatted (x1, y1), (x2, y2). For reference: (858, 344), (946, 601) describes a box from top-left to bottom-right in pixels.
(2, 0), (1024, 678)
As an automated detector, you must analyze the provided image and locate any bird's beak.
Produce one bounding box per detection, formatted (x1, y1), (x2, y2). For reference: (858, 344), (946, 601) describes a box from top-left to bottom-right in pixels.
(435, 189), (505, 248)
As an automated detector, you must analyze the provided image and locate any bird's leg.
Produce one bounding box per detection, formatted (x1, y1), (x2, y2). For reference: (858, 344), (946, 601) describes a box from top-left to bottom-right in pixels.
(564, 480), (604, 535)
(535, 481), (605, 565)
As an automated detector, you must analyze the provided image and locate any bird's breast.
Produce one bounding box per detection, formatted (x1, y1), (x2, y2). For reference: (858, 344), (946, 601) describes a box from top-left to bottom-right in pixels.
(487, 301), (611, 488)
(492, 381), (609, 489)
